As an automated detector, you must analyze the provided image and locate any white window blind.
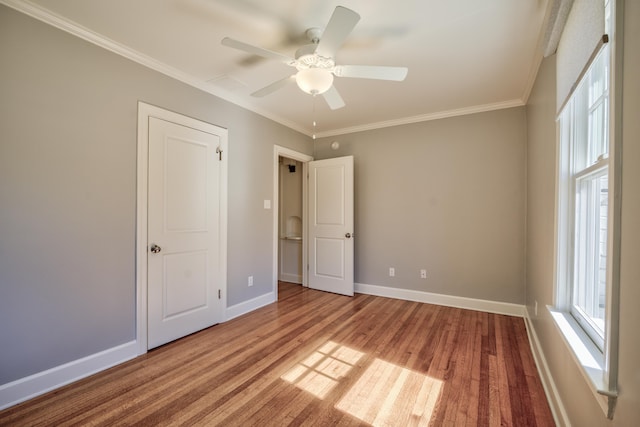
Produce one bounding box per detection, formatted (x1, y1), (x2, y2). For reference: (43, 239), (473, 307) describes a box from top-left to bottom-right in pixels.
(556, 0), (606, 111)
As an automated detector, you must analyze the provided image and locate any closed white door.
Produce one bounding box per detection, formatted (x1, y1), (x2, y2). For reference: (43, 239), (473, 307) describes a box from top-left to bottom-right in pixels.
(147, 117), (224, 349)
(308, 156), (354, 296)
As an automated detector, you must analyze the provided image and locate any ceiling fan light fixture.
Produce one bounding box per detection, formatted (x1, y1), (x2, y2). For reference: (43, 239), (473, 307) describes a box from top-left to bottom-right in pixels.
(295, 68), (334, 95)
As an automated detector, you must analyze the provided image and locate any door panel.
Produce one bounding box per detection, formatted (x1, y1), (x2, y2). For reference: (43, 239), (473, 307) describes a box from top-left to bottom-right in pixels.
(309, 156), (354, 296)
(315, 238), (345, 278)
(165, 138), (208, 232)
(148, 117), (223, 349)
(163, 251), (208, 318)
(316, 166), (345, 225)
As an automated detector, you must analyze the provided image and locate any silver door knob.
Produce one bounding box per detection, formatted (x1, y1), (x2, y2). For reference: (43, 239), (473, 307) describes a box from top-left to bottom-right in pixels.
(150, 244), (161, 253)
(345, 233), (351, 238)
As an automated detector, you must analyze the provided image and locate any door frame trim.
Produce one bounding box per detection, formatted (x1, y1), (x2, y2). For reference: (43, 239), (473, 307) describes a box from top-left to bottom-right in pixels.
(136, 102), (228, 355)
(272, 146), (313, 299)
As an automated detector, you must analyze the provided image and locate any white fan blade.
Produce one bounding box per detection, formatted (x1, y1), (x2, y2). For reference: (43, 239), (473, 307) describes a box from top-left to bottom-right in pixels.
(222, 37), (296, 65)
(315, 6), (360, 58)
(322, 86), (345, 110)
(251, 75), (295, 97)
(334, 65), (408, 81)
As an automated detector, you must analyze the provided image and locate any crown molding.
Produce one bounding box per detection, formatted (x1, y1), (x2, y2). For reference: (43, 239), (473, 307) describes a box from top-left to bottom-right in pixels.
(0, 0), (309, 136)
(316, 99), (526, 138)
(2, 0), (534, 139)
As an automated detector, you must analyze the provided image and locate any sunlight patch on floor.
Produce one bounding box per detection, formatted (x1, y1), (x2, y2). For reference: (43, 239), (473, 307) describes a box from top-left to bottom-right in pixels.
(281, 341), (365, 399)
(336, 358), (443, 426)
(282, 340), (443, 425)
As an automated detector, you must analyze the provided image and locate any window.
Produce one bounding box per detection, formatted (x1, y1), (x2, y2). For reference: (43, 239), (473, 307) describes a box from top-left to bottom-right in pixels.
(564, 45), (610, 349)
(553, 0), (619, 418)
(555, 39), (615, 411)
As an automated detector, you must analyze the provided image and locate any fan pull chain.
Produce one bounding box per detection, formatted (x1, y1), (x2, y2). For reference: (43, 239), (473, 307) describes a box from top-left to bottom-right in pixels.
(312, 94), (317, 140)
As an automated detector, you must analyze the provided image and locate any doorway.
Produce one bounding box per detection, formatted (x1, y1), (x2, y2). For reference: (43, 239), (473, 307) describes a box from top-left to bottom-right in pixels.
(278, 156), (303, 284)
(272, 146), (313, 300)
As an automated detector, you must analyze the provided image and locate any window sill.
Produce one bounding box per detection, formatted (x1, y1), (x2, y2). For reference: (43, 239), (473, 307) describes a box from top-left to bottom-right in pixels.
(547, 306), (617, 418)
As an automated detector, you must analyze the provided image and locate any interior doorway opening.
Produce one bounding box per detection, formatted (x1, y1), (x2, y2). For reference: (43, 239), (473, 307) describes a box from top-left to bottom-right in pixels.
(278, 156), (304, 285)
(272, 146), (313, 301)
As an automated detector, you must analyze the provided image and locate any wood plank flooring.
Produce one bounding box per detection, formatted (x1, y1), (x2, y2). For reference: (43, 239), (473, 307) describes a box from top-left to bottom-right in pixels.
(0, 282), (554, 426)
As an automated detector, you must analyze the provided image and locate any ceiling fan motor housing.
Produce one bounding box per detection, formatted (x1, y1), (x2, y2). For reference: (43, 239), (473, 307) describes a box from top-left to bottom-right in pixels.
(295, 45), (335, 69)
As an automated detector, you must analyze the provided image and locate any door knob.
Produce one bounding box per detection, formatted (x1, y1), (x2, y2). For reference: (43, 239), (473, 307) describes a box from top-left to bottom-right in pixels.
(150, 244), (161, 253)
(345, 233), (352, 239)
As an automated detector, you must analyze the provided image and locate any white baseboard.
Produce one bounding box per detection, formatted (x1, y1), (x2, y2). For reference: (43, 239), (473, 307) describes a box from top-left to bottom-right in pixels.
(355, 282), (525, 317)
(0, 290), (277, 411)
(0, 340), (138, 410)
(523, 310), (570, 427)
(226, 291), (276, 321)
(278, 273), (302, 284)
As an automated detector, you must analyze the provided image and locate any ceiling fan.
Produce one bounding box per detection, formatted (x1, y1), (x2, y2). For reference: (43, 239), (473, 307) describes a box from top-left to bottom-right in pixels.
(221, 6), (408, 110)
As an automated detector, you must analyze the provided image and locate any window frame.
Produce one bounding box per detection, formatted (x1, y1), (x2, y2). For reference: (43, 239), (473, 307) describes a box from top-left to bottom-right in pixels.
(551, 0), (621, 418)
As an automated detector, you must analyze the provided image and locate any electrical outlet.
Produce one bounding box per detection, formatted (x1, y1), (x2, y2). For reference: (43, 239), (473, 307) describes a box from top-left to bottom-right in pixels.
(420, 269), (427, 279)
(248, 276), (253, 287)
(389, 267), (395, 277)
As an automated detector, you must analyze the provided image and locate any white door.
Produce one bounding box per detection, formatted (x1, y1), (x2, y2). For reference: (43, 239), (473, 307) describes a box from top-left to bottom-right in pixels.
(147, 117), (224, 349)
(308, 156), (354, 296)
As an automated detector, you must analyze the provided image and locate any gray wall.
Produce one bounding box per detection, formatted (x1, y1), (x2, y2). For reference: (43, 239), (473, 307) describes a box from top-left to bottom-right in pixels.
(316, 108), (527, 304)
(0, 5), (311, 384)
(3, 3), (637, 421)
(524, 1), (640, 424)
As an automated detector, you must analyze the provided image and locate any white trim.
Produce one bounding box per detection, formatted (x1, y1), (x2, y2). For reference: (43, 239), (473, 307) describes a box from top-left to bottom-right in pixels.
(2, 0), (528, 139)
(355, 283), (525, 317)
(523, 309), (570, 427)
(136, 103), (150, 355)
(226, 292), (275, 322)
(136, 102), (228, 355)
(520, 0), (559, 104)
(547, 307), (611, 416)
(272, 146), (313, 299)
(315, 99), (525, 138)
(522, 52), (544, 105)
(0, 341), (137, 410)
(0, 0), (308, 137)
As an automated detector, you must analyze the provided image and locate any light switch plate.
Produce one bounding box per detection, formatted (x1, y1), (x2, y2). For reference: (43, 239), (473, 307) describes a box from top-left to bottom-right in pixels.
(264, 200), (271, 209)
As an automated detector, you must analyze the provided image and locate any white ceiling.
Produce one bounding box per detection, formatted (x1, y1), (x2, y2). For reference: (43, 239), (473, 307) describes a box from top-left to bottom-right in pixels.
(8, 0), (550, 137)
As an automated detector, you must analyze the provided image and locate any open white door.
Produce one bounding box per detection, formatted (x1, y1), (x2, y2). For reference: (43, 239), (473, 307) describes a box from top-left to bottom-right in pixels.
(147, 116), (225, 349)
(308, 156), (354, 296)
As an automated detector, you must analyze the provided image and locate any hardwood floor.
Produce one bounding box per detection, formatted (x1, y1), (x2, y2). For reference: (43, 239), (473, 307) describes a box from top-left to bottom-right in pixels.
(0, 282), (554, 426)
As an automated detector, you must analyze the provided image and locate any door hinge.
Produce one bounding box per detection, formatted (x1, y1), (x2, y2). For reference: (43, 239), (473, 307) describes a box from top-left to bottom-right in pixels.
(218, 289), (221, 299)
(216, 146), (223, 161)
